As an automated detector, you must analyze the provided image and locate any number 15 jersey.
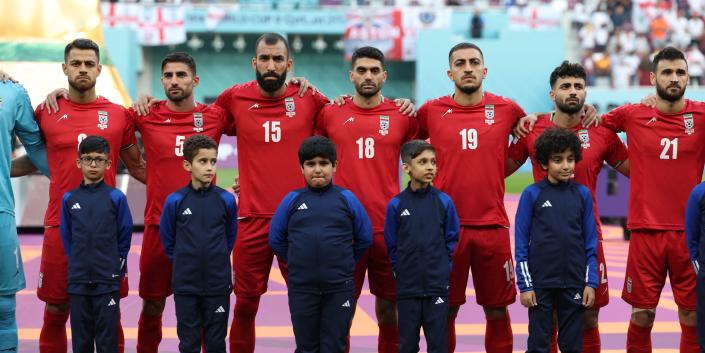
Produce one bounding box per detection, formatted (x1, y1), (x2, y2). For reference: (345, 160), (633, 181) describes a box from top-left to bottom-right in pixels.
(602, 100), (705, 230)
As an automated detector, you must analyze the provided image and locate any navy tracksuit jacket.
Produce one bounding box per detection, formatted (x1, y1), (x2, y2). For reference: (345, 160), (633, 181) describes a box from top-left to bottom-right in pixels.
(60, 180), (133, 353)
(160, 183), (237, 353)
(269, 183), (372, 353)
(384, 184), (459, 353)
(515, 179), (598, 353)
(685, 182), (705, 351)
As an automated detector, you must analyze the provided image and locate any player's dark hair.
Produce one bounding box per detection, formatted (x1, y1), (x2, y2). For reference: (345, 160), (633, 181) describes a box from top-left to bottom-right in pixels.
(183, 135), (218, 163)
(351, 46), (385, 69)
(298, 136), (336, 166)
(78, 135), (110, 157)
(161, 52), (197, 75)
(549, 61), (587, 88)
(448, 42), (484, 64)
(64, 38), (100, 63)
(255, 33), (290, 57)
(534, 127), (583, 166)
(652, 46), (687, 72)
(401, 140), (436, 164)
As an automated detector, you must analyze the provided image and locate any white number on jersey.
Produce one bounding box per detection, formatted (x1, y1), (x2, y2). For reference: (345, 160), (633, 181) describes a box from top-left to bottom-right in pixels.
(459, 128), (478, 150)
(659, 137), (678, 160)
(77, 133), (87, 150)
(356, 137), (375, 159)
(175, 135), (186, 156)
(503, 259), (515, 282)
(599, 262), (608, 284)
(263, 121), (282, 143)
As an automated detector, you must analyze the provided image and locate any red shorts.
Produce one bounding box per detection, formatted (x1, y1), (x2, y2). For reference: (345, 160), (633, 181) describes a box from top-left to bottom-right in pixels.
(594, 241), (610, 309)
(622, 230), (696, 310)
(38, 227), (128, 304)
(449, 226), (516, 307)
(139, 225), (172, 300)
(233, 217), (288, 297)
(353, 231), (396, 301)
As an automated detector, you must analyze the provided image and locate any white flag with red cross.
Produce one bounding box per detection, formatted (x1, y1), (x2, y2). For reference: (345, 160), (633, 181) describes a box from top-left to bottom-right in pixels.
(100, 2), (139, 29)
(138, 6), (186, 46)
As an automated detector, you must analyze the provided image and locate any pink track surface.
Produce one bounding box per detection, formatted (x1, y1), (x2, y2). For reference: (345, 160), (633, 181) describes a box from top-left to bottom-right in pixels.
(16, 195), (681, 352)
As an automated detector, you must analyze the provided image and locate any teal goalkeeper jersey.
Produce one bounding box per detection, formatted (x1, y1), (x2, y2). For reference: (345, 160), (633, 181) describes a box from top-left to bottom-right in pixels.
(0, 82), (49, 216)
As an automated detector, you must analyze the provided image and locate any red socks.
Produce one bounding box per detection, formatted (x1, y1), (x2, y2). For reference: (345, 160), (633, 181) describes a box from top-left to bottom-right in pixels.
(485, 314), (513, 353)
(582, 326), (601, 353)
(39, 309), (68, 353)
(626, 321), (652, 353)
(447, 310), (458, 353)
(136, 312), (162, 353)
(230, 296), (261, 353)
(680, 323), (699, 353)
(378, 323), (399, 353)
(549, 324), (558, 353)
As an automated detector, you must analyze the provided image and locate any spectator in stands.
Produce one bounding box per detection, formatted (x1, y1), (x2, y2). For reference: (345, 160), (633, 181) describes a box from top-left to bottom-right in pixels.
(611, 3), (630, 27)
(687, 42), (705, 85)
(672, 10), (692, 48)
(471, 9), (484, 39)
(637, 52), (653, 86)
(688, 12), (704, 45)
(650, 13), (669, 49)
(592, 4), (613, 52)
(579, 23), (596, 51)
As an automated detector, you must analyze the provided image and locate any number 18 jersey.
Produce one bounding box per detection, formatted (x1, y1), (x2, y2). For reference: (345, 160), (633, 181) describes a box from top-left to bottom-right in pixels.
(602, 100), (705, 230)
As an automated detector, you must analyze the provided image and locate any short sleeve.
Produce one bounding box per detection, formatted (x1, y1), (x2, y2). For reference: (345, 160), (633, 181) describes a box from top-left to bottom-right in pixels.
(508, 136), (530, 165)
(601, 104), (630, 133)
(314, 105), (330, 136)
(120, 107), (137, 150)
(417, 102), (430, 140)
(603, 129), (628, 168)
(509, 100), (527, 123)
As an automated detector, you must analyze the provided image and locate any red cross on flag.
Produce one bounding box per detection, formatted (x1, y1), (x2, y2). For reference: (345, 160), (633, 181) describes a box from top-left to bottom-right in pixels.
(138, 6), (186, 46)
(508, 4), (562, 30)
(100, 2), (139, 29)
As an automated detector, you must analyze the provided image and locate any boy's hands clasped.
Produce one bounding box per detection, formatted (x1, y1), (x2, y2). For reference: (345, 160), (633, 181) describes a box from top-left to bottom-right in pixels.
(520, 287), (595, 308)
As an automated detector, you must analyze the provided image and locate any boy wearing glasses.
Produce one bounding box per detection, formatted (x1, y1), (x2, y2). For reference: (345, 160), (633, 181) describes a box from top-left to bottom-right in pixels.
(60, 135), (133, 353)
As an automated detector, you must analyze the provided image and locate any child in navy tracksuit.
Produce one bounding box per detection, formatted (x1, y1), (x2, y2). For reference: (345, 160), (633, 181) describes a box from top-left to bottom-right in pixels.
(384, 140), (459, 353)
(514, 128), (598, 353)
(160, 135), (237, 353)
(686, 181), (705, 351)
(269, 136), (372, 353)
(60, 136), (133, 353)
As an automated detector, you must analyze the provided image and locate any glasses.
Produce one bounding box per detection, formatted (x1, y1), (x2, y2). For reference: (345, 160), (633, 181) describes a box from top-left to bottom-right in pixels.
(79, 157), (109, 166)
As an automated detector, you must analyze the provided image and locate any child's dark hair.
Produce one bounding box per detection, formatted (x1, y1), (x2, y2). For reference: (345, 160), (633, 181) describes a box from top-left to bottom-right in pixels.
(183, 135), (218, 163)
(298, 136), (336, 166)
(534, 127), (583, 166)
(78, 135), (110, 156)
(401, 140), (436, 164)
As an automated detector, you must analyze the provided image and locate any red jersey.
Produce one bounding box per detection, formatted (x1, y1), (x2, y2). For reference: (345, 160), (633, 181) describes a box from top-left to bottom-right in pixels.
(215, 81), (328, 217)
(418, 93), (525, 226)
(316, 98), (418, 231)
(508, 113), (628, 238)
(132, 101), (233, 225)
(602, 100), (705, 230)
(35, 97), (136, 226)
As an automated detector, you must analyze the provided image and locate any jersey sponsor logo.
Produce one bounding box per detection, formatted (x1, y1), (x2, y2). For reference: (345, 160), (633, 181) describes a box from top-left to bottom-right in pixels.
(182, 208), (193, 215)
(71, 203), (81, 210)
(57, 113), (69, 122)
(297, 203), (308, 210)
(164, 119), (171, 123)
(684, 113), (695, 135)
(578, 129), (591, 149)
(97, 110), (109, 130)
(541, 200), (552, 208)
(400, 209), (411, 216)
(215, 306), (226, 313)
(573, 292), (582, 300)
(341, 300), (351, 307)
(108, 298), (117, 307)
(344, 116), (355, 125)
(484, 104), (495, 125)
(285, 97), (296, 118)
(379, 115), (390, 136)
(442, 108), (453, 118)
(193, 113), (204, 132)
(646, 117), (658, 125)
(434, 297), (445, 305)
(248, 103), (260, 110)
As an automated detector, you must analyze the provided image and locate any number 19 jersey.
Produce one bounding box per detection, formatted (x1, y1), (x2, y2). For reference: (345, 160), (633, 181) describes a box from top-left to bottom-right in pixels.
(215, 81), (329, 217)
(602, 100), (705, 230)
(35, 97), (136, 227)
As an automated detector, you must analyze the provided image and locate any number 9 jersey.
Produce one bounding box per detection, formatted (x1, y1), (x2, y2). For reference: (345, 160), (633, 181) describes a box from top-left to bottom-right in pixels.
(35, 97), (136, 227)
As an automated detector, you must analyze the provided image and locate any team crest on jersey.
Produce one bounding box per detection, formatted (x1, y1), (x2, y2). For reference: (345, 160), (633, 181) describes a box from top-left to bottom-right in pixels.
(285, 97), (296, 118)
(97, 110), (109, 130)
(484, 104), (495, 125)
(683, 114), (695, 135)
(193, 113), (204, 132)
(578, 129), (591, 148)
(379, 115), (390, 136)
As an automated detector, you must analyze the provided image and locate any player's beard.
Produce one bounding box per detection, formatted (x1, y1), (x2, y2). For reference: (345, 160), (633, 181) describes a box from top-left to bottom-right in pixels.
(355, 81), (381, 98)
(69, 76), (96, 93)
(166, 87), (192, 102)
(656, 82), (686, 102)
(456, 82), (481, 95)
(257, 70), (288, 93)
(556, 97), (584, 114)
